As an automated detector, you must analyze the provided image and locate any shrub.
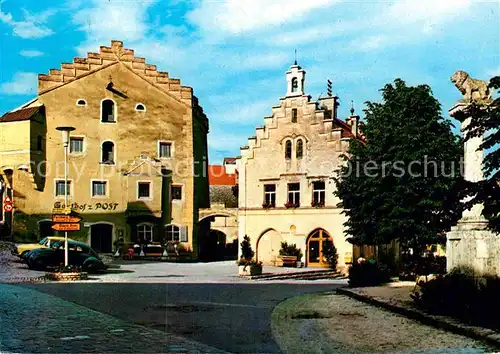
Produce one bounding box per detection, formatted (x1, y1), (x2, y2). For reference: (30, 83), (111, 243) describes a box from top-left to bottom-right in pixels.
(399, 254), (446, 281)
(348, 261), (391, 287)
(323, 244), (338, 270)
(237, 235), (261, 268)
(279, 242), (303, 261)
(412, 267), (500, 330)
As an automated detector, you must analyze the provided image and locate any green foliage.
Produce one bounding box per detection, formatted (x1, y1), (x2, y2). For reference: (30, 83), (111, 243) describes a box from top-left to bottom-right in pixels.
(240, 235), (254, 260)
(460, 76), (500, 234)
(348, 261), (391, 287)
(279, 242), (303, 261)
(323, 244), (338, 270)
(412, 267), (500, 330)
(335, 79), (464, 251)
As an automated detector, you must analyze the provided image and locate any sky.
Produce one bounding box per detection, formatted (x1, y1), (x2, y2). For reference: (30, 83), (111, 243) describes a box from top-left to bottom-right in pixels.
(0, 0), (499, 164)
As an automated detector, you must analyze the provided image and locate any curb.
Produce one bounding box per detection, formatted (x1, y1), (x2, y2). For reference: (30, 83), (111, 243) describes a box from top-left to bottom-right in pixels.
(1, 275), (51, 284)
(243, 269), (343, 280)
(336, 288), (500, 349)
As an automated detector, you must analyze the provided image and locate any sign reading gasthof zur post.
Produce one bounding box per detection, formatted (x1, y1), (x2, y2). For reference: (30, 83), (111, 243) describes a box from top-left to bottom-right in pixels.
(52, 223), (81, 232)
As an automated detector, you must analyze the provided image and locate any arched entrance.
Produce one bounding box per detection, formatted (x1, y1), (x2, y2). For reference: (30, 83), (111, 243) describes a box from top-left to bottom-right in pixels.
(90, 223), (113, 253)
(257, 229), (283, 265)
(307, 228), (333, 268)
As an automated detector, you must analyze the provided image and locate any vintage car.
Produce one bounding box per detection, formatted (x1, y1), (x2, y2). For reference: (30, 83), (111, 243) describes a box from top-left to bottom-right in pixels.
(25, 240), (108, 273)
(14, 236), (74, 258)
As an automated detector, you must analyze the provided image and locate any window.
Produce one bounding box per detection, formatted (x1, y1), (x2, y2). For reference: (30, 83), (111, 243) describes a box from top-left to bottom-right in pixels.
(165, 224), (180, 242)
(171, 185), (182, 200)
(296, 139), (303, 159)
(101, 141), (114, 164)
(159, 142), (172, 158)
(137, 223), (154, 243)
(76, 99), (87, 106)
(313, 181), (325, 205)
(288, 183), (300, 205)
(101, 99), (115, 122)
(291, 108), (297, 123)
(285, 140), (292, 159)
(135, 103), (146, 112)
(55, 180), (71, 197)
(70, 137), (84, 154)
(36, 136), (43, 151)
(291, 78), (298, 93)
(138, 182), (151, 199)
(264, 184), (276, 207)
(92, 181), (107, 197)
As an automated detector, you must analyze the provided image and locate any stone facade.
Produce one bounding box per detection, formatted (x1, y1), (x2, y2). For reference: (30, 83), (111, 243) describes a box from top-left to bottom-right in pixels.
(237, 63), (362, 270)
(0, 40), (209, 258)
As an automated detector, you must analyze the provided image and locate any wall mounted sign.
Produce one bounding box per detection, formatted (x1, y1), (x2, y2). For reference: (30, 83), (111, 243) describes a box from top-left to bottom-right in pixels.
(53, 202), (119, 212)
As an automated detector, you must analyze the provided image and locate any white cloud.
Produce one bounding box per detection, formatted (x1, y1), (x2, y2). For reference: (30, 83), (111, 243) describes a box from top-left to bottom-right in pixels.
(72, 0), (156, 44)
(0, 4), (55, 39)
(387, 0), (472, 33)
(0, 72), (37, 95)
(19, 49), (43, 57)
(187, 0), (339, 35)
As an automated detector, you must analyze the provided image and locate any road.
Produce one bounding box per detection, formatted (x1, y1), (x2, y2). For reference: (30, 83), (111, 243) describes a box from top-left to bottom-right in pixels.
(20, 282), (343, 353)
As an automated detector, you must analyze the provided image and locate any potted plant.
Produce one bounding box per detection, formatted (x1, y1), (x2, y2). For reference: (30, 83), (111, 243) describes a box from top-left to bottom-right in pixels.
(237, 235), (263, 276)
(278, 242), (303, 267)
(262, 201), (274, 209)
(311, 200), (325, 208)
(284, 201), (299, 209)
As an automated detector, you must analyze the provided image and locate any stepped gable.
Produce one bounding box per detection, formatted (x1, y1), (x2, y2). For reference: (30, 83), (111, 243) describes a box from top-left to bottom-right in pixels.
(38, 40), (192, 103)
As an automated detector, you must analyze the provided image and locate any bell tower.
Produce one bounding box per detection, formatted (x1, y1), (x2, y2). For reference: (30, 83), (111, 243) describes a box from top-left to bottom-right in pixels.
(285, 61), (306, 97)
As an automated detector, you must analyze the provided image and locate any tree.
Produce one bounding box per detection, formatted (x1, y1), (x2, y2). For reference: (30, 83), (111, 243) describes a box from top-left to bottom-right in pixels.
(240, 235), (254, 260)
(460, 76), (500, 233)
(335, 79), (464, 254)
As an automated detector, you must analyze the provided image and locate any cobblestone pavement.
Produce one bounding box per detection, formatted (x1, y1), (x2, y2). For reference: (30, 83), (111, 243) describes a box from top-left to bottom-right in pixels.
(0, 284), (228, 353)
(271, 292), (497, 354)
(0, 251), (48, 283)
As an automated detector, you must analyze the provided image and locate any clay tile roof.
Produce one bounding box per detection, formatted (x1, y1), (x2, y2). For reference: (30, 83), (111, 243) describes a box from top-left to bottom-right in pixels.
(223, 157), (237, 164)
(209, 165), (237, 186)
(0, 106), (44, 123)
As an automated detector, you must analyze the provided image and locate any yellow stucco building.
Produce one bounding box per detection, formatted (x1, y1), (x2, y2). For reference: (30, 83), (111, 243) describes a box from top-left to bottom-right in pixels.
(0, 40), (209, 258)
(237, 63), (363, 270)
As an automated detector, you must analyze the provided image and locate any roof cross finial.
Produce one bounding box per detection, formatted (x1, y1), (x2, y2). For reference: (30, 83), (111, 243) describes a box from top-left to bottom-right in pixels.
(350, 100), (355, 115)
(294, 49), (297, 65)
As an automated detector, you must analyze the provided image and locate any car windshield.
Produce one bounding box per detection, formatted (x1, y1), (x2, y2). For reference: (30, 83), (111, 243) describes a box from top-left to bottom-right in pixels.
(38, 237), (47, 245)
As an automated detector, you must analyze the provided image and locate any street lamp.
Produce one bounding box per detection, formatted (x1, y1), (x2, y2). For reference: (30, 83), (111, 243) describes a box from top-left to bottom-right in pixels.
(56, 126), (75, 267)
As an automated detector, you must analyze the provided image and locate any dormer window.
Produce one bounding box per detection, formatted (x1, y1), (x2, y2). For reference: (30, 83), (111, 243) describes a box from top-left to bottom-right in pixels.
(101, 99), (116, 123)
(285, 140), (292, 159)
(135, 103), (146, 112)
(76, 99), (87, 106)
(291, 78), (298, 93)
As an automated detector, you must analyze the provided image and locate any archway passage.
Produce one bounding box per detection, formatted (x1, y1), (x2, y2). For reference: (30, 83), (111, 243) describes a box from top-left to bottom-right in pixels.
(90, 224), (113, 253)
(39, 221), (53, 239)
(307, 228), (333, 268)
(257, 229), (283, 265)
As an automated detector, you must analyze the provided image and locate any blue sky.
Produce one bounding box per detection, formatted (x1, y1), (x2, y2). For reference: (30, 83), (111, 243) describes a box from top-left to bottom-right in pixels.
(0, 0), (499, 164)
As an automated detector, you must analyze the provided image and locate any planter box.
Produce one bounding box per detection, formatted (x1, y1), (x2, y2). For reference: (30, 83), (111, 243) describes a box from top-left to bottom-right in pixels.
(238, 265), (263, 276)
(47, 272), (88, 281)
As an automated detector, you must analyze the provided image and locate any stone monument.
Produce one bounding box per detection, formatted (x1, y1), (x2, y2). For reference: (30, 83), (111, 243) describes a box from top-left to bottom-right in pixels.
(446, 70), (498, 275)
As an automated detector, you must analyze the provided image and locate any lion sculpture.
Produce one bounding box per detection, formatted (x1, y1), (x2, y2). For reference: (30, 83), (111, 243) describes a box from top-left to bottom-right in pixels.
(451, 70), (491, 103)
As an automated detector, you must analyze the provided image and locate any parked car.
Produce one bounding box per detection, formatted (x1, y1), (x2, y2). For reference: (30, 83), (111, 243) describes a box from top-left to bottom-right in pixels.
(25, 240), (108, 273)
(13, 236), (74, 259)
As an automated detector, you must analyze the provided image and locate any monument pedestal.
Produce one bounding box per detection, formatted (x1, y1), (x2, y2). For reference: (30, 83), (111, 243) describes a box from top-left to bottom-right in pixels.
(446, 96), (499, 276)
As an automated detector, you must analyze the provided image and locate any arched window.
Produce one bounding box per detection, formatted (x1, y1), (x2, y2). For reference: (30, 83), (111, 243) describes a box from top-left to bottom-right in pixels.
(296, 139), (303, 159)
(137, 223), (154, 243)
(285, 140), (292, 159)
(76, 99), (87, 106)
(135, 103), (146, 112)
(101, 99), (116, 122)
(291, 78), (298, 93)
(101, 141), (115, 164)
(165, 224), (181, 242)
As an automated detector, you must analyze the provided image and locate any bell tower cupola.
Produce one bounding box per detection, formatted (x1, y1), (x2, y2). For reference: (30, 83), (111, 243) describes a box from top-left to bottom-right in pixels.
(286, 61), (306, 97)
